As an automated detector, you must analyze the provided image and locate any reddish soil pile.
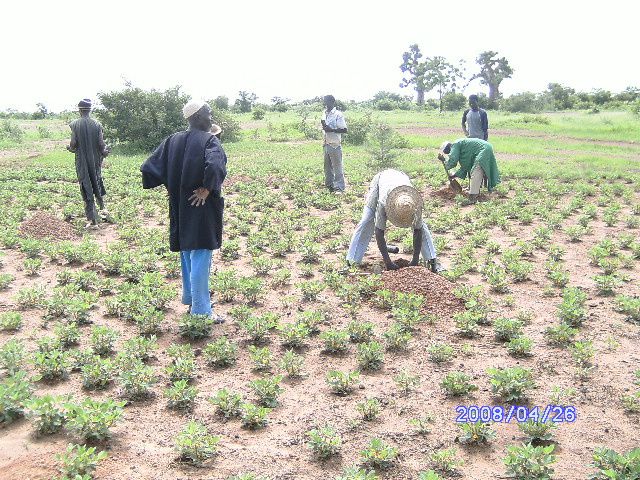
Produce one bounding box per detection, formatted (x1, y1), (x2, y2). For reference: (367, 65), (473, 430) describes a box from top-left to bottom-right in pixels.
(381, 265), (464, 316)
(432, 185), (468, 200)
(19, 212), (78, 241)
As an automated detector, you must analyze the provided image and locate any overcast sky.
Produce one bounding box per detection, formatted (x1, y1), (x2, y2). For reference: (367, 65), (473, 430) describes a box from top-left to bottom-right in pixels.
(2, 0), (638, 112)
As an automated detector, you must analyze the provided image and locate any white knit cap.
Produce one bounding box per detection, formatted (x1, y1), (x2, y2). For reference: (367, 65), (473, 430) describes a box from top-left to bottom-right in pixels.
(182, 100), (207, 119)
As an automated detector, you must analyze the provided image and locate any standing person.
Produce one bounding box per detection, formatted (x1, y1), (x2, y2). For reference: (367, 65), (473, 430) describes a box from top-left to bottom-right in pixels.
(321, 95), (348, 194)
(140, 101), (227, 320)
(439, 138), (500, 206)
(66, 98), (110, 229)
(462, 94), (489, 140)
(346, 169), (443, 272)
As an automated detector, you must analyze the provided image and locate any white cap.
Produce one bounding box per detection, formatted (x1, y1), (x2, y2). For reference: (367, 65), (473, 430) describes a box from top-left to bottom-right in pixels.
(440, 141), (452, 152)
(182, 100), (207, 119)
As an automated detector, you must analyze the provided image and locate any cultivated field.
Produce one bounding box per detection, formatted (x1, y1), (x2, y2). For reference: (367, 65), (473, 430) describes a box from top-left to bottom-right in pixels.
(0, 110), (639, 480)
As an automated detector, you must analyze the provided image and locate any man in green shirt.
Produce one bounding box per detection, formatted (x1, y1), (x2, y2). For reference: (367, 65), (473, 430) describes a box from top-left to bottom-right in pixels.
(439, 138), (501, 205)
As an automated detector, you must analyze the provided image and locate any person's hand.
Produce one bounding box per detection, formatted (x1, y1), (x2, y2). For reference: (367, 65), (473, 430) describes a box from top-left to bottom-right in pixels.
(66, 145), (75, 153)
(385, 261), (400, 271)
(437, 153), (446, 162)
(189, 187), (210, 207)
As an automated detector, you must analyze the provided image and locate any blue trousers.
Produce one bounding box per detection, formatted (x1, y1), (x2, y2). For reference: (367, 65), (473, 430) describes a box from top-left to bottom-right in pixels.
(346, 206), (437, 264)
(180, 249), (213, 316)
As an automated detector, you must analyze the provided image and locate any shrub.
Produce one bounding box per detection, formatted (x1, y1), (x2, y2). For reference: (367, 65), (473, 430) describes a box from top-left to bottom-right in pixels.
(56, 443), (108, 479)
(503, 443), (556, 479)
(365, 122), (407, 170)
(175, 420), (220, 465)
(97, 85), (190, 150)
(343, 112), (372, 146)
(65, 398), (125, 441)
(307, 425), (342, 458)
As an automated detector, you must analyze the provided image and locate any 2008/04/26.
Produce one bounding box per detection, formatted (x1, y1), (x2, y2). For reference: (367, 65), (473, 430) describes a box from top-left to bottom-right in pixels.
(455, 405), (577, 423)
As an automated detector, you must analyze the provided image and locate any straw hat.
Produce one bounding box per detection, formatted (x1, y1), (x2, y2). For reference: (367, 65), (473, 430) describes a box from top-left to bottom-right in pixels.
(386, 185), (423, 228)
(211, 124), (222, 136)
(182, 100), (207, 119)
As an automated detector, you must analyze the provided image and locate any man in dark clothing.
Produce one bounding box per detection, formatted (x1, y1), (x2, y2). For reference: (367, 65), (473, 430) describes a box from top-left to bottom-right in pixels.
(462, 94), (489, 140)
(140, 101), (227, 320)
(66, 99), (110, 229)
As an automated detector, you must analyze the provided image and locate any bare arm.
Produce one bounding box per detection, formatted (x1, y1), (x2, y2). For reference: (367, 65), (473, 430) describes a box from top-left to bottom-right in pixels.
(67, 127), (77, 152)
(410, 228), (422, 266)
(375, 227), (398, 270)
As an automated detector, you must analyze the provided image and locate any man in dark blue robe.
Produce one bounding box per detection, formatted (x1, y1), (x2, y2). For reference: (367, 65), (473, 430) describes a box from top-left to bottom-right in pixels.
(140, 101), (227, 319)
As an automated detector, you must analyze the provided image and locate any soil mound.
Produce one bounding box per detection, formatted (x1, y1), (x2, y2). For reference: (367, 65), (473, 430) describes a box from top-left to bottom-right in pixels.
(19, 212), (78, 241)
(432, 186), (468, 200)
(381, 266), (464, 317)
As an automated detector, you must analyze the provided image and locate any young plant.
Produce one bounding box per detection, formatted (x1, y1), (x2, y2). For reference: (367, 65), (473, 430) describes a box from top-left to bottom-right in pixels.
(347, 320), (375, 343)
(518, 419), (557, 443)
(56, 443), (108, 479)
(383, 323), (412, 351)
(90, 325), (119, 356)
(33, 349), (70, 380)
(494, 317), (524, 341)
(544, 323), (578, 346)
(179, 313), (214, 340)
(487, 367), (535, 402)
(0, 371), (33, 423)
(203, 336), (239, 367)
(506, 336), (534, 357)
(503, 444), (556, 479)
(409, 413), (435, 434)
(279, 349), (304, 377)
(0, 338), (26, 375)
(248, 345), (272, 371)
(175, 420), (220, 465)
(428, 447), (464, 475)
(278, 321), (311, 348)
(241, 313), (279, 343)
(118, 359), (156, 399)
(326, 370), (360, 395)
(165, 379), (199, 410)
(357, 398), (381, 421)
(240, 403), (271, 429)
(360, 438), (398, 470)
(441, 371), (478, 397)
(250, 375), (283, 407)
(165, 344), (197, 382)
(81, 356), (114, 390)
(427, 343), (455, 363)
(321, 329), (350, 353)
(458, 422), (496, 444)
(65, 398), (125, 441)
(336, 467), (380, 480)
(356, 341), (384, 371)
(307, 425), (342, 458)
(557, 287), (587, 327)
(394, 370), (420, 395)
(26, 394), (68, 435)
(0, 312), (22, 332)
(208, 388), (243, 418)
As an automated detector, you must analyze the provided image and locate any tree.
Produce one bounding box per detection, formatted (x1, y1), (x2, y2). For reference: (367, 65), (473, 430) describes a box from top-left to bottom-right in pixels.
(546, 83), (575, 110)
(469, 51), (514, 104)
(271, 97), (290, 112)
(234, 91), (257, 113)
(32, 102), (48, 120)
(424, 56), (465, 112)
(213, 96), (229, 110)
(399, 44), (428, 105)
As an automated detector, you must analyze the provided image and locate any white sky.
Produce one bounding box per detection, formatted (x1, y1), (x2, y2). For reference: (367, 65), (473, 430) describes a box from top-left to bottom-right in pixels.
(2, 0), (639, 112)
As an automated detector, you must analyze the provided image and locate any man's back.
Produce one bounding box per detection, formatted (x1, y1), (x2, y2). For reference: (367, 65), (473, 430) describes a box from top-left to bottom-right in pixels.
(462, 108), (488, 140)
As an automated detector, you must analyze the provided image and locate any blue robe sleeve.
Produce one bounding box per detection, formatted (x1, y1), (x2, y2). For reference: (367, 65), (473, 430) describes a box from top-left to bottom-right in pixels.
(202, 137), (227, 195)
(141, 136), (170, 189)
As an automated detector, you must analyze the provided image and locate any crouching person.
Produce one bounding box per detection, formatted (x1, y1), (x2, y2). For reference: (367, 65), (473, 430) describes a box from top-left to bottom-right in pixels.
(140, 100), (227, 321)
(346, 169), (443, 272)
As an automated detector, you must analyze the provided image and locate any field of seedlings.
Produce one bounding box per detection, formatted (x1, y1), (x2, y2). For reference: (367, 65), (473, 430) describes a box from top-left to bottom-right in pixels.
(0, 110), (639, 480)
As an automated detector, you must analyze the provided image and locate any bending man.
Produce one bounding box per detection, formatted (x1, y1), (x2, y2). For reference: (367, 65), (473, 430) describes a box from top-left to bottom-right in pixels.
(141, 101), (227, 320)
(439, 138), (500, 206)
(346, 169), (442, 272)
